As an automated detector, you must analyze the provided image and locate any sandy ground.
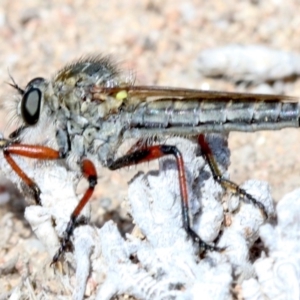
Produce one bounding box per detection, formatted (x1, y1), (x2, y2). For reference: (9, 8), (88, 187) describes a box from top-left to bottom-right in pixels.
(1, 0), (300, 299)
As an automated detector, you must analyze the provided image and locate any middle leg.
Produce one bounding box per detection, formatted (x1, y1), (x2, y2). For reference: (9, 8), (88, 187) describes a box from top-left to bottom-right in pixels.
(106, 144), (217, 251)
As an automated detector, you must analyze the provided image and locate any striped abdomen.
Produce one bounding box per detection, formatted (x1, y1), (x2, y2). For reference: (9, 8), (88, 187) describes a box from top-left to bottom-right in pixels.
(127, 98), (300, 133)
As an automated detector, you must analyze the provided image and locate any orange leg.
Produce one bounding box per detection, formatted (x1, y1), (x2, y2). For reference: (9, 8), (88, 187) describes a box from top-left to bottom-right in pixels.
(0, 139), (98, 265)
(2, 142), (61, 204)
(107, 145), (190, 232)
(106, 145), (216, 248)
(51, 158), (97, 265)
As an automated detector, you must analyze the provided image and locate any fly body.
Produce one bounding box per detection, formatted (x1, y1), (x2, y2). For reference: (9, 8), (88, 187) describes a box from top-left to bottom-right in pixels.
(10, 55), (300, 168)
(2, 54), (299, 264)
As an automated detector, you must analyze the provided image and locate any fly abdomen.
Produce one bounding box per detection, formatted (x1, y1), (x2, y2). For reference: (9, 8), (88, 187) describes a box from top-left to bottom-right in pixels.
(129, 98), (300, 132)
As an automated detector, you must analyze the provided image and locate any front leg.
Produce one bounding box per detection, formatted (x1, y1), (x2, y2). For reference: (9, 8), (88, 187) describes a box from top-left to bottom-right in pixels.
(0, 139), (62, 204)
(0, 137), (97, 265)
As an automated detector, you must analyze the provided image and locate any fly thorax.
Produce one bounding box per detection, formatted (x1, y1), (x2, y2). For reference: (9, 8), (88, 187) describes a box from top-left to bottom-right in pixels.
(97, 95), (123, 118)
(69, 135), (85, 165)
(83, 127), (98, 145)
(44, 82), (60, 111)
(89, 117), (124, 165)
(67, 114), (89, 134)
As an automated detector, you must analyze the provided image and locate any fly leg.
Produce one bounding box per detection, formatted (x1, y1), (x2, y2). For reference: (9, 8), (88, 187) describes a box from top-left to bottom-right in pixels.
(198, 134), (268, 219)
(51, 159), (97, 265)
(0, 139), (61, 205)
(0, 138), (97, 265)
(105, 144), (217, 252)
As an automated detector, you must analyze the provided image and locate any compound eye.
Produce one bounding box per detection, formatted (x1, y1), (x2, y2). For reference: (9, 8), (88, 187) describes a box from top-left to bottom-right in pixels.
(21, 87), (42, 125)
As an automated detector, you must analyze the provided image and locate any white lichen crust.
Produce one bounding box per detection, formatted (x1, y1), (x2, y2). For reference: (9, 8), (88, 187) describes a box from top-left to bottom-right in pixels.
(242, 188), (300, 299)
(1, 134), (298, 300)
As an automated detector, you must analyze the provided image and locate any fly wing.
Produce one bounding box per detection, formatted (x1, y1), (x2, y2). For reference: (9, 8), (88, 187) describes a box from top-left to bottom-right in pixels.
(92, 85), (300, 109)
(103, 86), (300, 136)
(125, 86), (299, 103)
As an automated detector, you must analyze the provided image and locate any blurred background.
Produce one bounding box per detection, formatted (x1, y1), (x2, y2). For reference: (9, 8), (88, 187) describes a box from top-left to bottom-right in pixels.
(0, 0), (299, 200)
(1, 0), (300, 297)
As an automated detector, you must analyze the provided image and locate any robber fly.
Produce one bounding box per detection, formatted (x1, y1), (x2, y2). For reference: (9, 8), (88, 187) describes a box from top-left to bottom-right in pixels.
(1, 55), (298, 264)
